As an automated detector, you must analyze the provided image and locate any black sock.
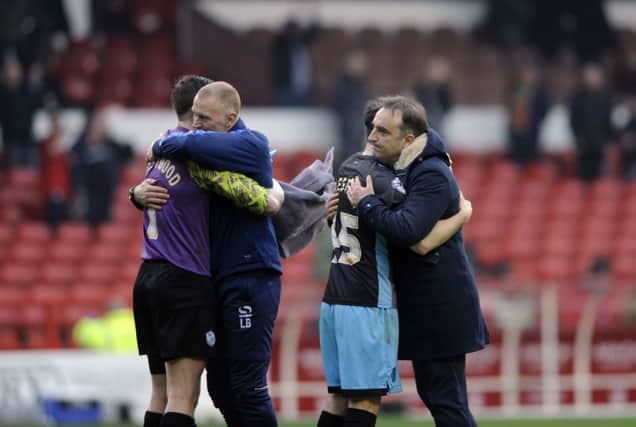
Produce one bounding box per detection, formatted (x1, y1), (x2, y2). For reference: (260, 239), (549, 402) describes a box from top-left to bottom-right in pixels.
(317, 410), (344, 427)
(343, 408), (376, 427)
(144, 411), (163, 427)
(160, 412), (195, 427)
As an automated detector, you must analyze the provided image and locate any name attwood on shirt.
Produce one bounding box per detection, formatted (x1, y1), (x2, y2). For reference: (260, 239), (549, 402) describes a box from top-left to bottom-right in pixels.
(149, 159), (182, 186)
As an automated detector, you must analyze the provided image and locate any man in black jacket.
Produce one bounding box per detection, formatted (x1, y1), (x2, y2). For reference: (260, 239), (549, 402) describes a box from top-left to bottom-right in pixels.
(348, 96), (489, 427)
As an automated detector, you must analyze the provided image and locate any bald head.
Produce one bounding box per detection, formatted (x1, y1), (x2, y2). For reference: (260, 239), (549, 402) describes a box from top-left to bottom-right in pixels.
(192, 81), (242, 132)
(198, 81), (241, 113)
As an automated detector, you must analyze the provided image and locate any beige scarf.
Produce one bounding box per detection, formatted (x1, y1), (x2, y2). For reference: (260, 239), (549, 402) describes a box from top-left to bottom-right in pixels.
(393, 132), (428, 171)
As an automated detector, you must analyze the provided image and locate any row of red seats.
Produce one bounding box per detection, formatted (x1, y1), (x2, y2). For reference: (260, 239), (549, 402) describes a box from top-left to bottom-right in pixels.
(0, 284), (132, 349)
(59, 32), (206, 107)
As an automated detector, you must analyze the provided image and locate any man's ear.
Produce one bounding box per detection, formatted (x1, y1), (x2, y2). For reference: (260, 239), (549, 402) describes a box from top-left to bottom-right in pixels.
(226, 112), (238, 130)
(403, 133), (416, 147)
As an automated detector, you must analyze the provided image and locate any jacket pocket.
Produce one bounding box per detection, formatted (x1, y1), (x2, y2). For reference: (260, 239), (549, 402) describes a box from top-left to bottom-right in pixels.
(421, 251), (440, 265)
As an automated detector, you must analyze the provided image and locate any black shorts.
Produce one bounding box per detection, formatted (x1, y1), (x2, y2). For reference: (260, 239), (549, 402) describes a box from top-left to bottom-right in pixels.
(133, 260), (216, 373)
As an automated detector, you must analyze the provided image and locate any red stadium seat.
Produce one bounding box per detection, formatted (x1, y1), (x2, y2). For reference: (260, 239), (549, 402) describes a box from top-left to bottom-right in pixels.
(525, 160), (559, 182)
(77, 262), (119, 287)
(109, 282), (133, 307)
(4, 168), (43, 219)
(47, 242), (87, 265)
(7, 168), (40, 188)
(103, 37), (139, 76)
(509, 260), (537, 281)
(537, 255), (577, 283)
(61, 72), (96, 105)
(133, 69), (173, 107)
(542, 219), (580, 240)
(576, 236), (612, 259)
(112, 200), (143, 225)
(68, 285), (110, 306)
(0, 264), (39, 288)
(9, 241), (48, 264)
(96, 74), (134, 107)
(16, 222), (52, 243)
(119, 261), (142, 283)
(504, 234), (540, 260)
(86, 242), (126, 264)
(474, 241), (506, 268)
(59, 40), (100, 77)
(19, 305), (49, 349)
(39, 262), (78, 288)
(56, 222), (93, 244)
(0, 305), (19, 328)
(96, 222), (132, 244)
(542, 235), (577, 258)
(612, 255), (636, 282)
(27, 286), (66, 348)
(489, 160), (522, 182)
(28, 286), (67, 306)
(121, 159), (147, 187)
(590, 178), (623, 200)
(0, 287), (26, 305)
(614, 236), (636, 256)
(0, 223), (13, 246)
(0, 329), (20, 350)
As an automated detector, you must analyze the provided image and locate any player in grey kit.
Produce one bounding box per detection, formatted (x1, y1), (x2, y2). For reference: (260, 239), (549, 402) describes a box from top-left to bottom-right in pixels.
(318, 98), (473, 427)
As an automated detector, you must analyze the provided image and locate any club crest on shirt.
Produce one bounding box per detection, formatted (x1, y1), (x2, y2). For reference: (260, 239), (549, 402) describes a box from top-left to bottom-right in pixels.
(205, 330), (216, 347)
(391, 177), (406, 194)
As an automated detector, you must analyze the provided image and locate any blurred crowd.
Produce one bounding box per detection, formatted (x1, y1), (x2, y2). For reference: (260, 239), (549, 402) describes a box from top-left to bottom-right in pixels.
(2, 0), (636, 230)
(0, 0), (150, 228)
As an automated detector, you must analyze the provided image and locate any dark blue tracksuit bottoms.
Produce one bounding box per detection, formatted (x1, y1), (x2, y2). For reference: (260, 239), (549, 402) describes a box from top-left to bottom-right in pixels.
(207, 269), (281, 427)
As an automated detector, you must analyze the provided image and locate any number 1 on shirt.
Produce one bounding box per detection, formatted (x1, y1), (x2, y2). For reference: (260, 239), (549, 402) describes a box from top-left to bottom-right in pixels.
(146, 208), (159, 240)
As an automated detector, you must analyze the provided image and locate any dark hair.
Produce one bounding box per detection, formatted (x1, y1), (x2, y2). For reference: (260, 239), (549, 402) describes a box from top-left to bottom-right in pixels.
(378, 95), (429, 136)
(363, 98), (383, 136)
(170, 75), (213, 120)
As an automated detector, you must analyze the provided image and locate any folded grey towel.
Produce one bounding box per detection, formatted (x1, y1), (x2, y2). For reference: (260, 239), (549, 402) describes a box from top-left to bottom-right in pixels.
(273, 148), (335, 258)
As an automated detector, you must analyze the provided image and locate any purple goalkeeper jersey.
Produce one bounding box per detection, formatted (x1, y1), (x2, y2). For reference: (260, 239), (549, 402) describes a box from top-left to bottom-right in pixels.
(141, 126), (211, 276)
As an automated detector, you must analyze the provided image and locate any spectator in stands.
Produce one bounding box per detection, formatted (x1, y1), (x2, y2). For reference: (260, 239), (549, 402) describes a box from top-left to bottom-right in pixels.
(40, 109), (71, 229)
(479, 0), (535, 50)
(272, 19), (319, 106)
(507, 60), (550, 166)
(70, 108), (133, 227)
(613, 50), (636, 98)
(92, 0), (134, 36)
(0, 54), (42, 169)
(579, 256), (611, 294)
(412, 56), (453, 132)
(0, 0), (69, 67)
(332, 50), (369, 171)
(569, 63), (613, 182)
(531, 0), (615, 62)
(626, 289), (636, 328)
(72, 299), (136, 353)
